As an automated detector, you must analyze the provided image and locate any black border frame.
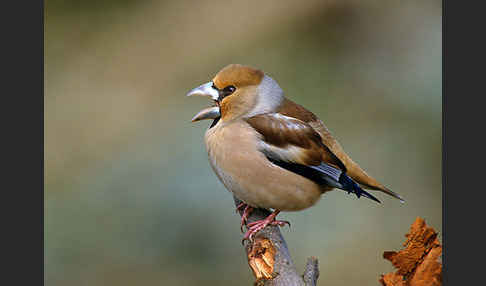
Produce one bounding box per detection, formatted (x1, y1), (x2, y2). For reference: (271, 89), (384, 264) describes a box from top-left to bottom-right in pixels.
(4, 0), (44, 284)
(7, 0), (479, 284)
(443, 0), (483, 285)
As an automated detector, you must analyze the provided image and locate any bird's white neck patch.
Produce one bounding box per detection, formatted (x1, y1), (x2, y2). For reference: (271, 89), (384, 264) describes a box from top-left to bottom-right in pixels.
(247, 75), (284, 117)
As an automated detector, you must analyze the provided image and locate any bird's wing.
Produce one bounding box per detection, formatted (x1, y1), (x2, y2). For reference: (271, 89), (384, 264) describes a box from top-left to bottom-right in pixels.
(275, 98), (404, 202)
(246, 113), (381, 203)
(245, 113), (346, 172)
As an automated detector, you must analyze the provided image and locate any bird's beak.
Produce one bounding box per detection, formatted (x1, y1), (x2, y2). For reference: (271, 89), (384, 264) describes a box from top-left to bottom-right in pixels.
(187, 82), (221, 122)
(191, 106), (220, 122)
(186, 82), (219, 100)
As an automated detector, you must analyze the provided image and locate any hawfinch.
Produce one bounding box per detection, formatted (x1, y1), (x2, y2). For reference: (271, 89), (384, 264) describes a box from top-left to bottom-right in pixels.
(188, 64), (403, 240)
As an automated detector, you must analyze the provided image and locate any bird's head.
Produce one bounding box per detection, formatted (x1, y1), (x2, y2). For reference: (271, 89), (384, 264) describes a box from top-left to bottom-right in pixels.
(187, 64), (283, 122)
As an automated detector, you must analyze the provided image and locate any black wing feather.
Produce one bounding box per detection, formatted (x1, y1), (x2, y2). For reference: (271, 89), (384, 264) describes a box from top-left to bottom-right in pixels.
(265, 155), (381, 203)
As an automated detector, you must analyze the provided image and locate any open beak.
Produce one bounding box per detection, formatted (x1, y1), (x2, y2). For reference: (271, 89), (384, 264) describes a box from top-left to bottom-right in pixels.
(186, 82), (219, 100)
(186, 82), (221, 122)
(191, 106), (220, 122)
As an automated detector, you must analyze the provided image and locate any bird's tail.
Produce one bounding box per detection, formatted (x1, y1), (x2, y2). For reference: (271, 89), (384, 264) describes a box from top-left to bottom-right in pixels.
(372, 186), (404, 203)
(345, 162), (405, 203)
(338, 173), (381, 203)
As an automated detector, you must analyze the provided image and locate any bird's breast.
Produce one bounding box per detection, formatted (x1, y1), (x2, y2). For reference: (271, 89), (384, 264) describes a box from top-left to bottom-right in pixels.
(204, 120), (323, 211)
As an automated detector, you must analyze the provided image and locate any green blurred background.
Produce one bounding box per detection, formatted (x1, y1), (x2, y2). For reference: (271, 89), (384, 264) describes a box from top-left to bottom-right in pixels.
(45, 0), (441, 285)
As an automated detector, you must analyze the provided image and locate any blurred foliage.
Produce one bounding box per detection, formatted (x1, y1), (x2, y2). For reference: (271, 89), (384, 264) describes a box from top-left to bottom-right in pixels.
(45, 0), (441, 285)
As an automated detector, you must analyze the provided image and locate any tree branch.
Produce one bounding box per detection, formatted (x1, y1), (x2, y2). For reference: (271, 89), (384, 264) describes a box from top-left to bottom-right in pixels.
(233, 196), (319, 286)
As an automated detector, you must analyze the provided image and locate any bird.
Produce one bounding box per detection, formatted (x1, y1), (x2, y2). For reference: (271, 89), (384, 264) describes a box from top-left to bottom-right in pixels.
(187, 64), (403, 240)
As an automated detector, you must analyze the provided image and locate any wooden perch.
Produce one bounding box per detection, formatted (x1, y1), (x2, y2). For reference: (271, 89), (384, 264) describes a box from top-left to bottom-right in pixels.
(232, 200), (441, 286)
(380, 217), (442, 286)
(233, 196), (319, 286)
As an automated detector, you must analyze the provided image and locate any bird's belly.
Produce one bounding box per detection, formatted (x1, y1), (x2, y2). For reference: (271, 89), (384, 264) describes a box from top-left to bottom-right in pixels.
(205, 122), (323, 211)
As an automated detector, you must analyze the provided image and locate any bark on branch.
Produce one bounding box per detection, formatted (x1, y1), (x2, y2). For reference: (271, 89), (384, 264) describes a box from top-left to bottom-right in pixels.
(380, 217), (442, 286)
(233, 196), (319, 286)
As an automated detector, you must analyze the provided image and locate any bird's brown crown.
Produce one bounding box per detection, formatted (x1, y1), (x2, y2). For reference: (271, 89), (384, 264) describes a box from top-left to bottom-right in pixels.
(212, 64), (264, 90)
(211, 64), (265, 121)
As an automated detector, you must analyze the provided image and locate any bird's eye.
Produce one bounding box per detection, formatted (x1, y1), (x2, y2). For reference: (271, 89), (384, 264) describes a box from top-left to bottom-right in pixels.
(217, 85), (236, 102)
(223, 85), (236, 94)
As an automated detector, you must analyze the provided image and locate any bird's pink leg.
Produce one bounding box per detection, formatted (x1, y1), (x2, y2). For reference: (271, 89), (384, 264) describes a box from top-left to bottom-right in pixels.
(243, 210), (290, 241)
(236, 202), (255, 232)
(239, 204), (254, 232)
(235, 202), (246, 213)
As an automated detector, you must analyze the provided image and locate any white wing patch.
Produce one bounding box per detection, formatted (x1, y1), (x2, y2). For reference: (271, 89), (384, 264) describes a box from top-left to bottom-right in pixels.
(258, 141), (309, 166)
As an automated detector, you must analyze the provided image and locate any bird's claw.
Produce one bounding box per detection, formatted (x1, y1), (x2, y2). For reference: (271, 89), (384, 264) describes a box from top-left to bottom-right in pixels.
(242, 219), (290, 242)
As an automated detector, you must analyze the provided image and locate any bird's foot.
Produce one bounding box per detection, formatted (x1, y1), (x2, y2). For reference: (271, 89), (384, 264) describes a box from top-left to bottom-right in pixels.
(240, 205), (254, 232)
(235, 202), (246, 213)
(236, 202), (255, 232)
(242, 210), (290, 241)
